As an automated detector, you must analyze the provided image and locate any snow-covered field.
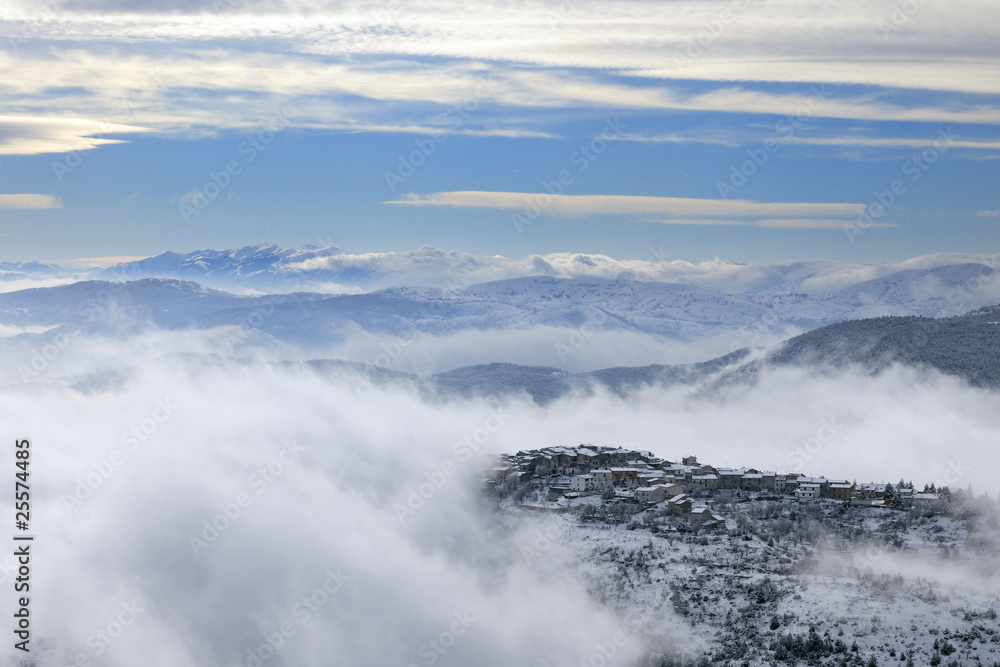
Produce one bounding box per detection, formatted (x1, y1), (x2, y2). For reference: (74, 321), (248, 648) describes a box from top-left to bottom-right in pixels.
(500, 496), (1000, 666)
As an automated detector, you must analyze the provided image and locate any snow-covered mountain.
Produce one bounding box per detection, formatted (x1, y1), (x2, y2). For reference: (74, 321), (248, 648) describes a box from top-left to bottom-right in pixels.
(97, 243), (366, 290)
(1, 277), (997, 397)
(84, 244), (1000, 297)
(0, 263), (998, 350)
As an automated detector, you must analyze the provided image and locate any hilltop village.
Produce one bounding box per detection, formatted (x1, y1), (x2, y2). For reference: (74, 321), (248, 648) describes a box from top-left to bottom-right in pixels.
(486, 445), (944, 527)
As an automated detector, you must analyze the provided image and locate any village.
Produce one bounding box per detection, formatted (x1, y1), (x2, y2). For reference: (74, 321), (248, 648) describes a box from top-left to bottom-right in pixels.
(485, 445), (945, 529)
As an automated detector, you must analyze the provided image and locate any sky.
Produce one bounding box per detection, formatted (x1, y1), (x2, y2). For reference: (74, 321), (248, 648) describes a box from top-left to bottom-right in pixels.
(1, 0), (999, 264)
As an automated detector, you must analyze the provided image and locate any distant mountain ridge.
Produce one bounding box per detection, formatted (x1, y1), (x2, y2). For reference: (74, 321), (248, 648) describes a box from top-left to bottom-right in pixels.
(313, 306), (1000, 400)
(98, 244), (362, 289)
(0, 264), (998, 349)
(766, 304), (1000, 387)
(2, 301), (995, 399)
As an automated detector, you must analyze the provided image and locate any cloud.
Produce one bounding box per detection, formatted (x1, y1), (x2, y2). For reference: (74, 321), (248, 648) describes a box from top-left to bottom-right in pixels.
(620, 131), (1000, 154)
(0, 333), (705, 666)
(60, 255), (152, 268)
(315, 324), (799, 374)
(227, 245), (1000, 295)
(975, 210), (1000, 218)
(0, 115), (148, 156)
(0, 327), (998, 664)
(0, 2), (999, 136)
(652, 217), (897, 230)
(4, 0), (999, 97)
(0, 193), (62, 208)
(388, 191), (866, 227)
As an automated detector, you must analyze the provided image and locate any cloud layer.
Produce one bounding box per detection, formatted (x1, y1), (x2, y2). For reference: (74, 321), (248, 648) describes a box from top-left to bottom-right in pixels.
(1, 330), (998, 665)
(0, 193), (62, 208)
(1, 0), (998, 150)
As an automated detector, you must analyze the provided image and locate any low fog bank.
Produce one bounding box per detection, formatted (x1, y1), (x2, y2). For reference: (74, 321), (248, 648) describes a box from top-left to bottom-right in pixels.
(0, 319), (793, 382)
(314, 325), (796, 374)
(1, 333), (998, 665)
(1, 346), (687, 666)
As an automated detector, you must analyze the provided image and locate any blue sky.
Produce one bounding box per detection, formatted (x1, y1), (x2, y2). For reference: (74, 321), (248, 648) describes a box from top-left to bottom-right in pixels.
(0, 0), (998, 265)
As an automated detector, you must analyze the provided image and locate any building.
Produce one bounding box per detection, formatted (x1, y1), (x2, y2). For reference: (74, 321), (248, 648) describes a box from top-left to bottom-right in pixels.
(660, 482), (684, 497)
(610, 467), (639, 483)
(911, 493), (942, 507)
(637, 472), (667, 487)
(795, 483), (821, 499)
(741, 473), (764, 492)
(718, 469), (745, 490)
(827, 482), (855, 501)
(590, 469), (613, 488)
(689, 505), (713, 525)
(668, 494), (692, 515)
(691, 474), (720, 490)
(635, 486), (667, 504)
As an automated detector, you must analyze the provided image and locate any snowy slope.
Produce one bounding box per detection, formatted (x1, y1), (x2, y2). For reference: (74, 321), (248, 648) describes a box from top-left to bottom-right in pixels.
(0, 267), (998, 353)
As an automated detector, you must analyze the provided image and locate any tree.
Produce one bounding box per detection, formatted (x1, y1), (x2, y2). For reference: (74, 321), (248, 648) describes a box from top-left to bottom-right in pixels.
(884, 483), (897, 505)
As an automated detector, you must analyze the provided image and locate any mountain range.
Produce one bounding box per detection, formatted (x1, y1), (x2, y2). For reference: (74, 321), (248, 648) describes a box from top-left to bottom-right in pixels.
(0, 258), (997, 347)
(0, 243), (996, 397)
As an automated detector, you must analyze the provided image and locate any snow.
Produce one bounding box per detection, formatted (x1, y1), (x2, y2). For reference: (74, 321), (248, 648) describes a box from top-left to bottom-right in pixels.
(499, 493), (1000, 666)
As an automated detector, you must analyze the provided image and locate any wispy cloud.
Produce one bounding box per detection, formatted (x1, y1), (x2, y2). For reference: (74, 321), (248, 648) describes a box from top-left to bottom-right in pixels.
(388, 191), (866, 224)
(0, 194), (62, 209)
(1, 2), (999, 137)
(974, 210), (1000, 218)
(653, 217), (896, 230)
(60, 255), (151, 267)
(619, 132), (1000, 153)
(0, 115), (148, 156)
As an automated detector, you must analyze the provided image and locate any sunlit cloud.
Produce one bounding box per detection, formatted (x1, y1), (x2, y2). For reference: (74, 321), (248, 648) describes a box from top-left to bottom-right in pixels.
(0, 115), (148, 156)
(619, 132), (1000, 154)
(0, 193), (62, 208)
(0, 0), (999, 136)
(388, 191), (866, 225)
